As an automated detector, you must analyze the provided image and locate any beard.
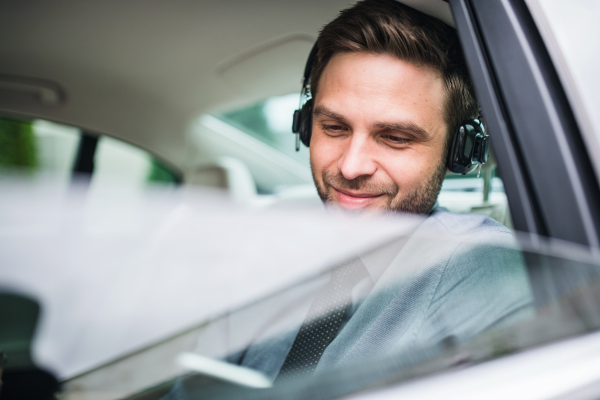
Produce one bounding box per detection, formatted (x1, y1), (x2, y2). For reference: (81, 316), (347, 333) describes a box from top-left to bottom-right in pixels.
(311, 157), (447, 215)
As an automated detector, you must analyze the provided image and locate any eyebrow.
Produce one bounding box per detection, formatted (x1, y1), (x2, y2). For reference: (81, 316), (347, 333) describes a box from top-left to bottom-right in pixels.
(313, 105), (350, 125)
(313, 105), (432, 142)
(374, 122), (432, 142)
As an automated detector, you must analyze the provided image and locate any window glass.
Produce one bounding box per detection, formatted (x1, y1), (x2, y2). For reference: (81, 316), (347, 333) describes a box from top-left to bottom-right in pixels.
(440, 166), (512, 228)
(0, 115), (179, 187)
(82, 136), (179, 236)
(59, 229), (600, 399)
(218, 93), (310, 166)
(33, 119), (80, 175)
(90, 135), (177, 189)
(0, 116), (81, 199)
(0, 117), (39, 172)
(0, 117), (80, 176)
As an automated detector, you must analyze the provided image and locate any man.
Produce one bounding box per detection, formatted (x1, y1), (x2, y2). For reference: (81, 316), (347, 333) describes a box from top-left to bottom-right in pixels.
(305, 0), (478, 216)
(241, 0), (530, 378)
(169, 1), (532, 397)
(276, 0), (529, 372)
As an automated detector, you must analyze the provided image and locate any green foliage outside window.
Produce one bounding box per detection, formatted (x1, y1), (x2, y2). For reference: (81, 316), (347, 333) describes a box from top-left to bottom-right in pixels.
(0, 117), (38, 171)
(147, 158), (180, 184)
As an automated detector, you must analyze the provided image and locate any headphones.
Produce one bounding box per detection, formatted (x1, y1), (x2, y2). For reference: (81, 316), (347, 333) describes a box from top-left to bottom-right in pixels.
(291, 43), (490, 175)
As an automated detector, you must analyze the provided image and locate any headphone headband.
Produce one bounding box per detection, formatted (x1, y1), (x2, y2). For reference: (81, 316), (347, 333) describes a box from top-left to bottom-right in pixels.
(302, 43), (319, 86)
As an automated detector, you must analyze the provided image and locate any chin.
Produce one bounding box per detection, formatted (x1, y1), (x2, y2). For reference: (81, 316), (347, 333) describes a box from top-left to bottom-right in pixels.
(323, 201), (382, 215)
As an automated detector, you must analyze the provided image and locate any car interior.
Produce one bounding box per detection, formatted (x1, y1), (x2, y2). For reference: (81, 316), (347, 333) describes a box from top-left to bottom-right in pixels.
(0, 0), (510, 224)
(1, 0), (598, 399)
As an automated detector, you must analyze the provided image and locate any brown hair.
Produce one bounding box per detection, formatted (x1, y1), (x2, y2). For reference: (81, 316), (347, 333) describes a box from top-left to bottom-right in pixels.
(310, 0), (479, 138)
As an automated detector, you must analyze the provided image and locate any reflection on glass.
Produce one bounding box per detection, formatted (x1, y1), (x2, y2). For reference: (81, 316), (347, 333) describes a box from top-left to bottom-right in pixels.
(159, 214), (538, 399)
(159, 231), (600, 400)
(43, 192), (600, 400)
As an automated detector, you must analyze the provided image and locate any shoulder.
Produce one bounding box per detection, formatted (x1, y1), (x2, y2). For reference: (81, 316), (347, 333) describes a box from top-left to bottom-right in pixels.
(390, 211), (515, 277)
(422, 211), (514, 248)
(420, 213), (533, 337)
(422, 211), (517, 265)
(412, 211), (524, 297)
(422, 212), (529, 308)
(428, 210), (510, 236)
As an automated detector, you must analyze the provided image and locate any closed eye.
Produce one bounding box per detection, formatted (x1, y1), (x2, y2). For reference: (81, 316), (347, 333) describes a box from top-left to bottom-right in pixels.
(322, 124), (347, 134)
(381, 134), (411, 146)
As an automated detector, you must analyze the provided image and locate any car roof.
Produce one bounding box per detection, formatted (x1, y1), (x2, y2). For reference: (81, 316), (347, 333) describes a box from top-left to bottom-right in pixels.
(0, 0), (451, 170)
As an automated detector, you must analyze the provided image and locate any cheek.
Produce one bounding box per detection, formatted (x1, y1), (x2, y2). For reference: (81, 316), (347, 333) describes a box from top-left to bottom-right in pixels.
(382, 149), (437, 188)
(310, 131), (342, 171)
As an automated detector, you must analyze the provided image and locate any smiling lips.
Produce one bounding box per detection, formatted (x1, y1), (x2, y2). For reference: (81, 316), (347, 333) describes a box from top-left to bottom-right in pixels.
(333, 188), (384, 210)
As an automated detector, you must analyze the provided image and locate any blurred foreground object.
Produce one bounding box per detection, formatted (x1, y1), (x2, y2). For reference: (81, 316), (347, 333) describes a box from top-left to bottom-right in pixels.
(0, 293), (59, 400)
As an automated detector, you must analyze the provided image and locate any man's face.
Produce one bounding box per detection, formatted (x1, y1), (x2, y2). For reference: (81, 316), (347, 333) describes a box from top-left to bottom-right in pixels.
(310, 52), (448, 214)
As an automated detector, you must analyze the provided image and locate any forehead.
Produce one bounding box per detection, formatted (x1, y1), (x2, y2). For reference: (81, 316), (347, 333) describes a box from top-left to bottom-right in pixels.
(314, 52), (446, 130)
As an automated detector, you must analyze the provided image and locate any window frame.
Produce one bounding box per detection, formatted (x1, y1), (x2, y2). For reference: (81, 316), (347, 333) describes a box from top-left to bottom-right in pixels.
(449, 0), (600, 247)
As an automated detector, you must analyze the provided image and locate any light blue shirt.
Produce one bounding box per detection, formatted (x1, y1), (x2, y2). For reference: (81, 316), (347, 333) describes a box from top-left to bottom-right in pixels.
(240, 211), (533, 377)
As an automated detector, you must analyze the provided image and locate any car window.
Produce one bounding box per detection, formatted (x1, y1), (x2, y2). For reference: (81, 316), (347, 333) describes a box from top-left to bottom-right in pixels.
(0, 117), (79, 183)
(211, 94), (313, 195)
(218, 93), (310, 167)
(440, 165), (512, 228)
(55, 222), (599, 400)
(0, 115), (180, 189)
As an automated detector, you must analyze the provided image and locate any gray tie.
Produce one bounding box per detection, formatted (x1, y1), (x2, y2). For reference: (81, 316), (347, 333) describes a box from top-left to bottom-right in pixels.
(276, 258), (368, 381)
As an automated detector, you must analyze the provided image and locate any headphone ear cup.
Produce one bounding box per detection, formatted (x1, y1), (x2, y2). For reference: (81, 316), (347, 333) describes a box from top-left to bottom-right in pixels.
(447, 120), (485, 175)
(446, 125), (466, 174)
(299, 99), (313, 147)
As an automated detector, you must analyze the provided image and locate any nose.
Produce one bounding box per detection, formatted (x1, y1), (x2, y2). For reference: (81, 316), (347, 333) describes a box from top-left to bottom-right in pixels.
(337, 134), (377, 180)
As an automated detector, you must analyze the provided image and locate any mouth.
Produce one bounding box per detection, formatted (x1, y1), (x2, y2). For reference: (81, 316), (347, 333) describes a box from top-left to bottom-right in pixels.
(332, 187), (384, 210)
